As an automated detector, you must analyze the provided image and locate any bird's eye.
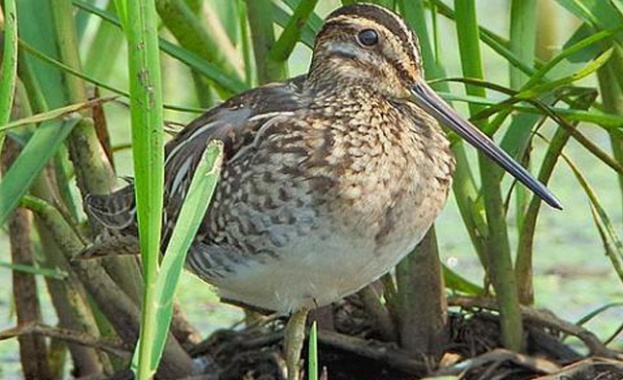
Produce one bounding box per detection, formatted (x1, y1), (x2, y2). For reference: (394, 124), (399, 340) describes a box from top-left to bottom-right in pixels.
(357, 29), (379, 47)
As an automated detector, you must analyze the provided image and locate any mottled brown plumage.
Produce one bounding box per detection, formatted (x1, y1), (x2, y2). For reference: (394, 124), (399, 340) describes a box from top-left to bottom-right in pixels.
(87, 3), (561, 314)
(87, 4), (561, 377)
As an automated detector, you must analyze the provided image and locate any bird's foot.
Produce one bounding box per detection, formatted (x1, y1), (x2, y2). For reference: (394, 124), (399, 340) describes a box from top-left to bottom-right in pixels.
(284, 308), (309, 380)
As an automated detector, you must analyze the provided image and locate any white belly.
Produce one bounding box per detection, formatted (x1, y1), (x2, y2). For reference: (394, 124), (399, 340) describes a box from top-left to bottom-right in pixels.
(212, 221), (430, 313)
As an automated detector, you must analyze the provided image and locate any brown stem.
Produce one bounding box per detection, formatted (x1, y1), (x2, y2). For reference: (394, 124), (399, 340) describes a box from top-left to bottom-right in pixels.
(2, 141), (53, 380)
(318, 329), (427, 375)
(359, 284), (396, 342)
(0, 322), (131, 359)
(395, 227), (448, 363)
(26, 196), (195, 378)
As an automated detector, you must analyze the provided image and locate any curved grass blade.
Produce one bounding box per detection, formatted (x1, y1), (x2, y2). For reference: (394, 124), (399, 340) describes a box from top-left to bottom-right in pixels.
(132, 141), (223, 374)
(437, 91), (623, 128)
(517, 48), (613, 100)
(0, 116), (81, 226)
(20, 39), (205, 114)
(561, 152), (623, 285)
(244, 0), (284, 83)
(439, 80), (623, 176)
(17, 0), (68, 109)
(159, 39), (248, 94)
(527, 27), (622, 87)
(575, 302), (623, 327)
(443, 265), (483, 295)
(0, 96), (118, 133)
(556, 0), (623, 45)
(0, 261), (68, 280)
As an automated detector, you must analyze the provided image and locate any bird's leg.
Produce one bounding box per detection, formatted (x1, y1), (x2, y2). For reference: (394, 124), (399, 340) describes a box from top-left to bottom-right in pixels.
(284, 307), (309, 380)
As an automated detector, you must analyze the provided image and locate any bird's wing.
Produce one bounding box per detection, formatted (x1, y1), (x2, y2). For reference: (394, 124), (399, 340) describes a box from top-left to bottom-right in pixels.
(86, 76), (307, 241)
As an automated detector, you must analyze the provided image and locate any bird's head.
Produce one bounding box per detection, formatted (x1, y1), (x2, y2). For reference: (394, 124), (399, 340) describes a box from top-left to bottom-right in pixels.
(308, 3), (562, 210)
(309, 3), (422, 99)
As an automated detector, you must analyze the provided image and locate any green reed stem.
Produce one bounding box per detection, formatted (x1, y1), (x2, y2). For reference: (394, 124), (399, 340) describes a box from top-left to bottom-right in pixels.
(400, 0), (487, 264)
(155, 0), (244, 100)
(115, 0), (165, 377)
(508, 0), (538, 304)
(50, 0), (116, 194)
(454, 0), (523, 352)
(268, 0), (318, 64)
(245, 0), (286, 83)
(0, 0), (18, 153)
(597, 49), (623, 217)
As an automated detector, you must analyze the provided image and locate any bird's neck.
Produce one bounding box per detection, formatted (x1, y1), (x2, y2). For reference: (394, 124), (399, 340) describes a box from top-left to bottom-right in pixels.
(306, 55), (409, 100)
(306, 55), (373, 95)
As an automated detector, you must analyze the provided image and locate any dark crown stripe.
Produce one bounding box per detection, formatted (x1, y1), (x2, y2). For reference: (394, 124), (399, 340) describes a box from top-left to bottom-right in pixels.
(325, 4), (420, 71)
(328, 4), (409, 40)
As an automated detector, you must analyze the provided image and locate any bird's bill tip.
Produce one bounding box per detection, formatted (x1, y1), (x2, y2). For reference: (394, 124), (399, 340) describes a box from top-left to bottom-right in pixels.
(410, 80), (563, 210)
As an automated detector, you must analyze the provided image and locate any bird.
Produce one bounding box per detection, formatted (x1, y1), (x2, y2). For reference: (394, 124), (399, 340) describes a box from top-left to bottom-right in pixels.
(85, 3), (561, 379)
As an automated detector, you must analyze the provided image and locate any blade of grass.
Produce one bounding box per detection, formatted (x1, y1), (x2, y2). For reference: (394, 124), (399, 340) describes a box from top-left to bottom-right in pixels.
(0, 261), (68, 280)
(84, 0), (124, 81)
(401, 0), (488, 268)
(0, 116), (80, 226)
(17, 0), (68, 109)
(0, 96), (118, 133)
(268, 0), (319, 64)
(515, 123), (570, 303)
(0, 0), (18, 153)
(133, 141), (223, 373)
(272, 4), (316, 49)
(516, 87), (598, 305)
(443, 265), (483, 295)
(597, 50), (623, 220)
(160, 39), (248, 94)
(519, 48), (613, 99)
(589, 193), (623, 285)
(237, 0), (254, 86)
(21, 37), (239, 110)
(509, 0), (537, 89)
(575, 302), (623, 327)
(154, 0), (244, 101)
(438, 91), (623, 128)
(52, 0), (144, 312)
(281, 0), (323, 33)
(430, 0), (539, 79)
(114, 0), (165, 378)
(308, 321), (318, 380)
(560, 152), (623, 284)
(507, 0), (538, 251)
(556, 0), (623, 45)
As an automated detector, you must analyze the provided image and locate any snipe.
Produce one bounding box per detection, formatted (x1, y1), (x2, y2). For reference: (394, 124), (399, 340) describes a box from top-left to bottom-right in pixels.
(87, 3), (561, 379)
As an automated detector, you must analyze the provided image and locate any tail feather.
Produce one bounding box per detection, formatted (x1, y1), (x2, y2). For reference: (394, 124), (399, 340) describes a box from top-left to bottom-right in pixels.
(85, 185), (137, 230)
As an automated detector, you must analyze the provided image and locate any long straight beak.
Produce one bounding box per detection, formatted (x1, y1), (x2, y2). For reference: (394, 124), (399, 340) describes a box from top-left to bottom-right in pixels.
(411, 80), (562, 210)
